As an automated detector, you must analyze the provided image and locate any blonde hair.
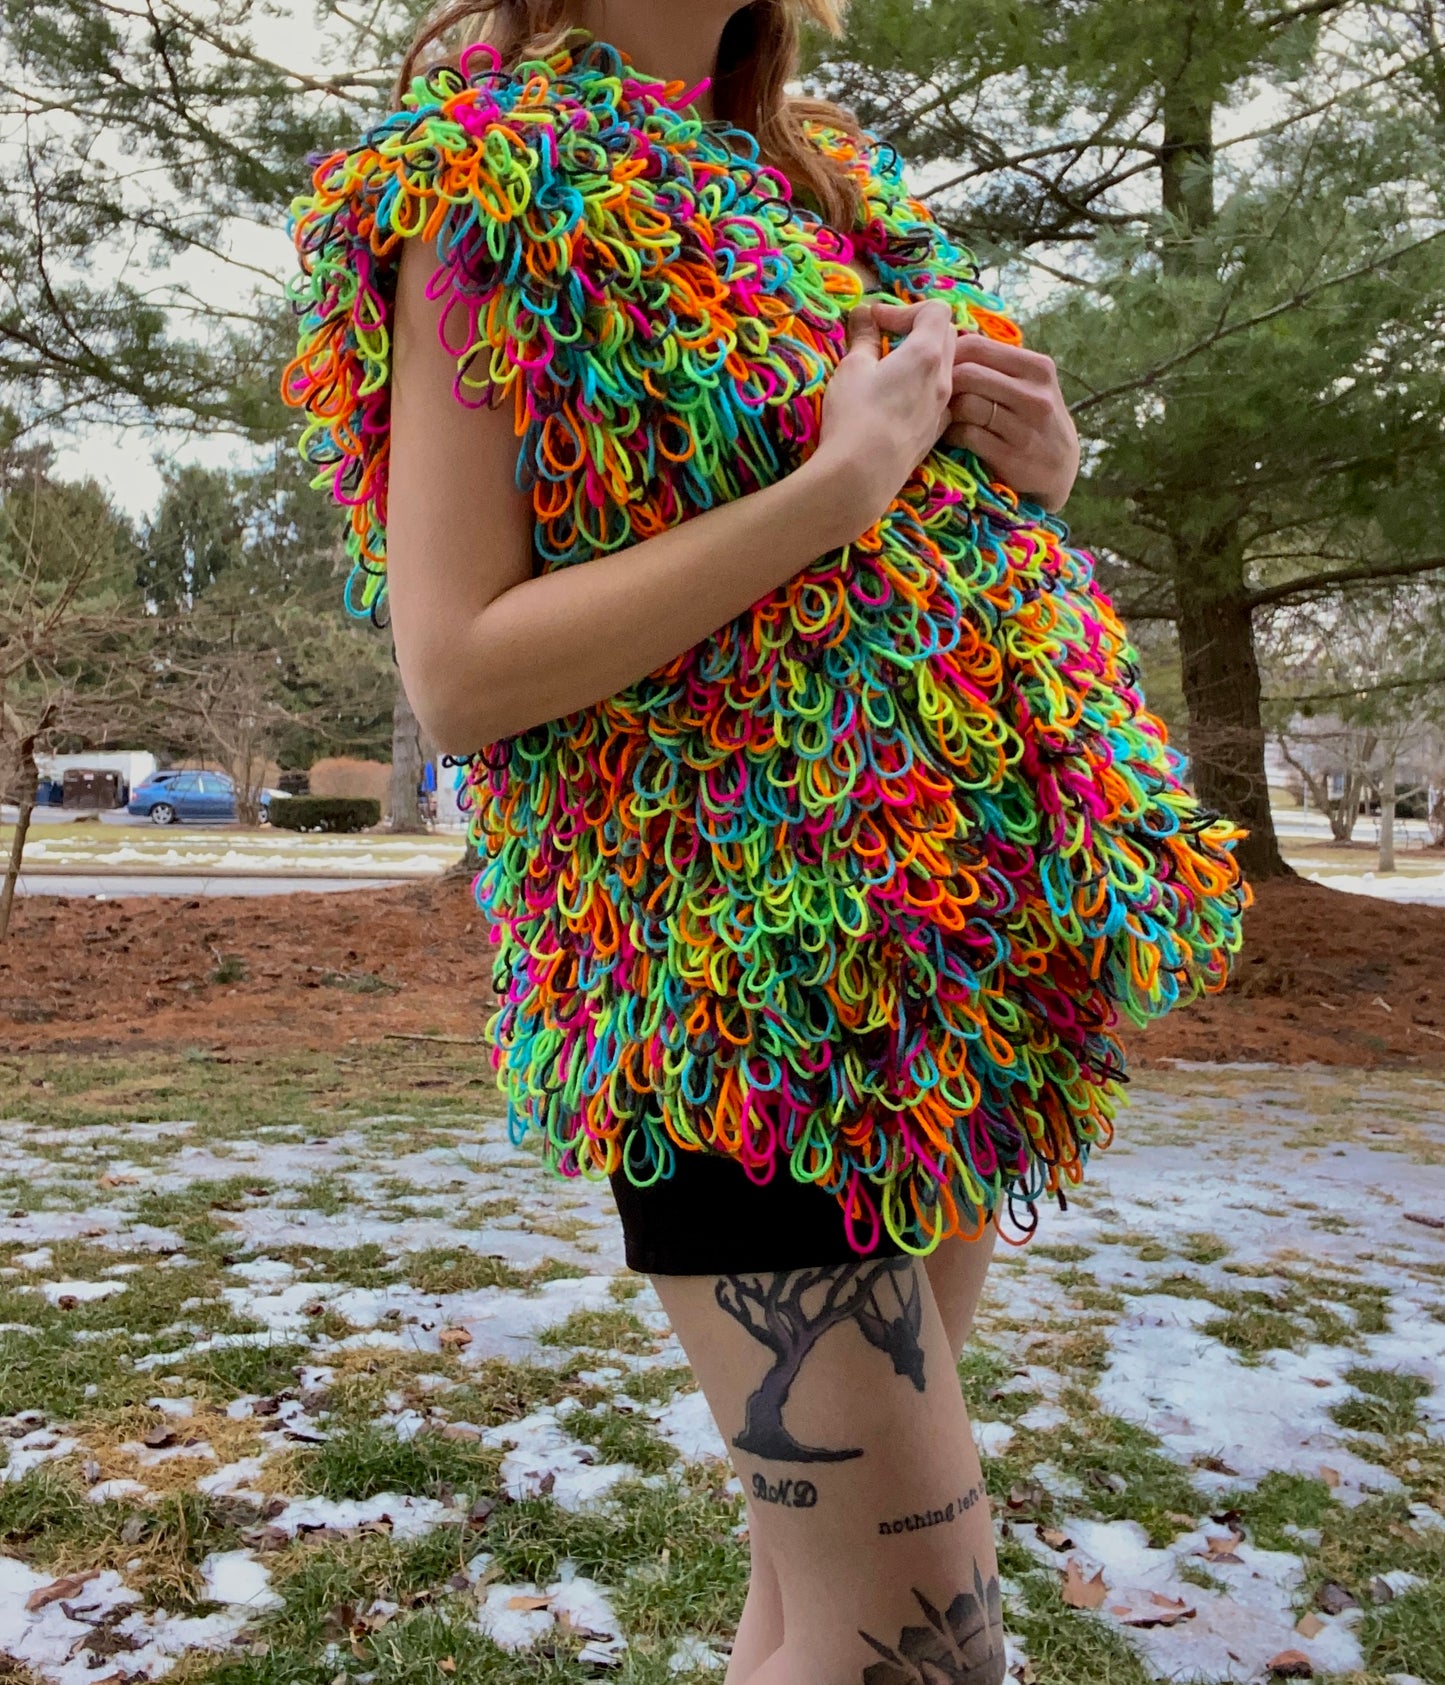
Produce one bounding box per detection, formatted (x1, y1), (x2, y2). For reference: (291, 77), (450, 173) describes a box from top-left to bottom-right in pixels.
(396, 0), (865, 229)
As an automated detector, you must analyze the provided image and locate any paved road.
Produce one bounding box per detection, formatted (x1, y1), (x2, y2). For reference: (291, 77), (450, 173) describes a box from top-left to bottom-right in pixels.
(13, 874), (409, 898)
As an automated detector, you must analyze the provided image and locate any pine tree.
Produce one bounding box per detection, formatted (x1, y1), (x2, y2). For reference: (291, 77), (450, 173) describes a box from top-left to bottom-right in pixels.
(816, 0), (1445, 878)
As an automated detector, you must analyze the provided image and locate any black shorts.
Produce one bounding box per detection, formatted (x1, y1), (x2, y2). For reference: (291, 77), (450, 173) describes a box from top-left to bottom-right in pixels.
(607, 1143), (911, 1276)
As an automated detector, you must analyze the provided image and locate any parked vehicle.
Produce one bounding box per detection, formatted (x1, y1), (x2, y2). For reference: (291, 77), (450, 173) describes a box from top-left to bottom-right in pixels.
(126, 771), (286, 826)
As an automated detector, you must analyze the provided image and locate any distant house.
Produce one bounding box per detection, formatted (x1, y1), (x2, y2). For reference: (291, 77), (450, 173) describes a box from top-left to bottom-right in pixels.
(1271, 714), (1442, 820)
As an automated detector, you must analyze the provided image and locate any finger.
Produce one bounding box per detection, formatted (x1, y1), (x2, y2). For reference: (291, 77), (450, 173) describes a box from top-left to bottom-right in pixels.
(951, 361), (1052, 427)
(871, 297), (952, 328)
(944, 422), (1014, 475)
(949, 390), (1024, 448)
(843, 303), (882, 361)
(873, 297), (957, 351)
(952, 333), (1057, 385)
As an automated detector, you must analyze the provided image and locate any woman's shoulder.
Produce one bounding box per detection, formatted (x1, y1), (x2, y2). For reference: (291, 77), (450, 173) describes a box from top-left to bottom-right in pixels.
(288, 42), (580, 235)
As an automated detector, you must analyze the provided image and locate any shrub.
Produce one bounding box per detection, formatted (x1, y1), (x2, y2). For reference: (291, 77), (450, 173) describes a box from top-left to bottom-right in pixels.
(268, 795), (380, 833)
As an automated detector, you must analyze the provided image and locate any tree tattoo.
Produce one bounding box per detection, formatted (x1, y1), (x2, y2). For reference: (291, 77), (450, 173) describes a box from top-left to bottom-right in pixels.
(714, 1260), (925, 1462)
(858, 1568), (1006, 1685)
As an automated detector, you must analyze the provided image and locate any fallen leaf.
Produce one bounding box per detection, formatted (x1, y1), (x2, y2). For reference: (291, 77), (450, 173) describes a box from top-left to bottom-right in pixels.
(1266, 1650), (1313, 1678)
(438, 1660), (456, 1675)
(143, 1425), (176, 1449)
(1114, 1592), (1195, 1629)
(555, 1611), (612, 1639)
(441, 1424), (481, 1442)
(438, 1327), (472, 1349)
(1295, 1612), (1325, 1639)
(1319, 1466), (1341, 1489)
(1201, 1529), (1245, 1563)
(1060, 1559), (1107, 1610)
(1038, 1525), (1073, 1550)
(1085, 1468), (1128, 1495)
(26, 1571), (99, 1611)
(1193, 1454), (1239, 1476)
(1006, 1480), (1046, 1513)
(98, 1173), (138, 1188)
(1315, 1581), (1357, 1615)
(57, 1294), (78, 1312)
(507, 1594), (552, 1611)
(1368, 1575), (1395, 1604)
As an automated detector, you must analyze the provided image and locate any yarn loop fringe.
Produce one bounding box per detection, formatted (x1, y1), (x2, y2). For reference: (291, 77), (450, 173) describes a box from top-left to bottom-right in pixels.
(283, 35), (1249, 1255)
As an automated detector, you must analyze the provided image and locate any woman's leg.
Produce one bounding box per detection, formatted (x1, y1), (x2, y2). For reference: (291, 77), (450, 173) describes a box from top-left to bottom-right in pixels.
(653, 1256), (1005, 1685)
(724, 1517), (784, 1682)
(701, 1229), (1000, 1678)
(923, 1227), (998, 1360)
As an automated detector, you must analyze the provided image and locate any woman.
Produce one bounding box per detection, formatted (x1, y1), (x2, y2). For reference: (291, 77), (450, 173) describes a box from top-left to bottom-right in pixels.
(284, 4), (1246, 1679)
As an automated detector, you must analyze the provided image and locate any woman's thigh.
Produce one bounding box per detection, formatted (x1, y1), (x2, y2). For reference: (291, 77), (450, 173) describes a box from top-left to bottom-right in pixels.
(651, 1258), (1005, 1684)
(923, 1227), (998, 1360)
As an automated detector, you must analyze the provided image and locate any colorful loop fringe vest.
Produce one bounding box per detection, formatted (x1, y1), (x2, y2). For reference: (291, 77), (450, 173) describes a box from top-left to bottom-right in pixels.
(283, 34), (1249, 1255)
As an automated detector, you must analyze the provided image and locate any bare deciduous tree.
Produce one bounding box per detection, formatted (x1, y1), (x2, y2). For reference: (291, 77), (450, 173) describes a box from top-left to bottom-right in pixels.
(0, 487), (151, 938)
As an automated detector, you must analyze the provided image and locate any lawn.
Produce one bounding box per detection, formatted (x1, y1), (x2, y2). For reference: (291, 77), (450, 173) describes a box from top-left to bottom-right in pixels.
(1, 1048), (1443, 1684)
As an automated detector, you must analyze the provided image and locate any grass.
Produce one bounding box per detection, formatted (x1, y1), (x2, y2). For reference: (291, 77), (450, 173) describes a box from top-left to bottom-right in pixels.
(568, 1404), (677, 1475)
(0, 1464), (246, 1605)
(485, 1468), (749, 1644)
(291, 1425), (501, 1502)
(538, 1308), (656, 1356)
(403, 1247), (525, 1294)
(1361, 1581), (1445, 1682)
(4, 1047), (1444, 1684)
(1330, 1367), (1432, 1438)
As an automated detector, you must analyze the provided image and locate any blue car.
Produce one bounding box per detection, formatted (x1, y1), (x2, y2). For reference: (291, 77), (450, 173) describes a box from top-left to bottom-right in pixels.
(127, 770), (281, 826)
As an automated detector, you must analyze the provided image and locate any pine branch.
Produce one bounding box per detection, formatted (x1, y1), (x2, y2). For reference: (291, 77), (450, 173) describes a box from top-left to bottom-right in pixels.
(1247, 552), (1445, 610)
(1071, 229), (1445, 417)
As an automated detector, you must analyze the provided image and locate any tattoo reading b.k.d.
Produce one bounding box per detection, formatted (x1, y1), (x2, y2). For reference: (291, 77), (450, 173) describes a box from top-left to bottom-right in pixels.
(752, 1472), (818, 1508)
(715, 1260), (926, 1463)
(858, 1568), (1006, 1685)
(877, 1479), (986, 1536)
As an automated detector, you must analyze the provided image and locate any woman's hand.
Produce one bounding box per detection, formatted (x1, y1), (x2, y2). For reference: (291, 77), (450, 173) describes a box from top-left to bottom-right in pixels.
(815, 298), (958, 529)
(944, 333), (1079, 513)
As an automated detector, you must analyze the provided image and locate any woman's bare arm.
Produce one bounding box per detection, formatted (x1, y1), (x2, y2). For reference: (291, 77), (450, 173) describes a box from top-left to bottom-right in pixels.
(386, 238), (958, 753)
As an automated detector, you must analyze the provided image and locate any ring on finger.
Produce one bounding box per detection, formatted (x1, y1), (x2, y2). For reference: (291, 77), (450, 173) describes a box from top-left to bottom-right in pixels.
(985, 397), (1000, 433)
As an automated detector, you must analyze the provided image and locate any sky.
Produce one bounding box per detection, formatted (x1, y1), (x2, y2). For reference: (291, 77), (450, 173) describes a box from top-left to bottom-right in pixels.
(45, 2), (339, 519)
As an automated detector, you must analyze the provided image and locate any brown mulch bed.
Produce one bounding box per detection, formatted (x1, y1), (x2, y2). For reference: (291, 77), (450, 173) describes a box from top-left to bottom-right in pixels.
(2, 873), (1443, 1067)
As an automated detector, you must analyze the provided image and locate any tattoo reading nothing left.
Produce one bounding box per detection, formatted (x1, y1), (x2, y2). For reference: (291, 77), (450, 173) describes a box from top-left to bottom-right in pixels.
(878, 1481), (985, 1537)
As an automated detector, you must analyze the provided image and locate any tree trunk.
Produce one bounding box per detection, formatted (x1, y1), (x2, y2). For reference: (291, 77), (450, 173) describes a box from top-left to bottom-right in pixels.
(1377, 752), (1397, 874)
(1160, 80), (1216, 268)
(1175, 554), (1290, 880)
(731, 1343), (863, 1463)
(1159, 71), (1285, 881)
(388, 675), (427, 833)
(0, 743), (39, 942)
